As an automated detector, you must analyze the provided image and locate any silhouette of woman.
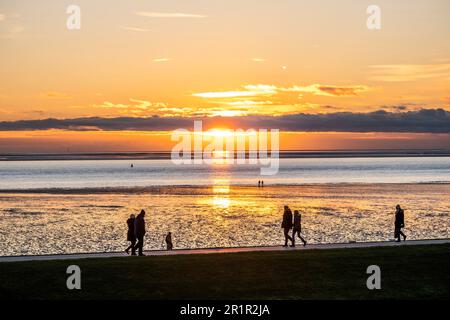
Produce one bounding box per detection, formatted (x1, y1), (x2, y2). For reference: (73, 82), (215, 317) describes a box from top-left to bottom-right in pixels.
(125, 214), (136, 255)
(394, 204), (406, 242)
(292, 210), (307, 247)
(281, 206), (293, 247)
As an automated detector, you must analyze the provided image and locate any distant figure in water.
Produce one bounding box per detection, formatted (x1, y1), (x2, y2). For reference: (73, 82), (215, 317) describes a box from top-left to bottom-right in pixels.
(281, 205), (293, 247)
(165, 232), (173, 250)
(133, 209), (147, 256)
(292, 210), (307, 247)
(261, 180), (264, 187)
(125, 214), (136, 255)
(394, 204), (406, 242)
(131, 164), (134, 168)
(258, 180), (261, 187)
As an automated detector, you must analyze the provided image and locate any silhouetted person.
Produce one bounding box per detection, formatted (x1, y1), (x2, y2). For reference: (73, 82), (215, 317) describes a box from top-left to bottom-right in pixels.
(258, 180), (261, 187)
(133, 209), (146, 256)
(292, 210), (307, 247)
(281, 205), (293, 247)
(394, 204), (406, 242)
(165, 232), (173, 250)
(125, 214), (136, 255)
(261, 180), (264, 187)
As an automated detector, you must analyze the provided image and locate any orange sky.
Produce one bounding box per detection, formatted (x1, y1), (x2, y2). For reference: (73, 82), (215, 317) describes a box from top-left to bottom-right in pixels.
(0, 0), (449, 152)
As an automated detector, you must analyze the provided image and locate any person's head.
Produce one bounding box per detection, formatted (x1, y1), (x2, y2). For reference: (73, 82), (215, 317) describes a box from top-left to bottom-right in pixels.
(294, 210), (299, 215)
(284, 205), (289, 210)
(396, 204), (401, 210)
(140, 209), (146, 216)
(168, 232), (171, 235)
(130, 214), (135, 219)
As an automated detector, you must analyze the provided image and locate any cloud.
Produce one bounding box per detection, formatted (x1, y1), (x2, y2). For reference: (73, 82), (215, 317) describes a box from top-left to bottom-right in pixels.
(0, 25), (24, 39)
(40, 91), (72, 99)
(193, 84), (371, 99)
(369, 63), (450, 82)
(193, 86), (276, 98)
(1, 109), (448, 133)
(122, 26), (150, 32)
(0, 12), (24, 39)
(309, 85), (370, 97)
(91, 99), (168, 115)
(274, 84), (371, 97)
(153, 58), (171, 63)
(136, 12), (206, 18)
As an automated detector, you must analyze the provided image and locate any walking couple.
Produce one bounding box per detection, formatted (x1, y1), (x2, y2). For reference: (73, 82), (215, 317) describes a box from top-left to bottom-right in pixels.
(281, 205), (307, 247)
(125, 209), (147, 256)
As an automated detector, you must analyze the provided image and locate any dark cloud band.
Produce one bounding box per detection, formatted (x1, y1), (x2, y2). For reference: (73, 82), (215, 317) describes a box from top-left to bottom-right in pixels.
(0, 109), (449, 133)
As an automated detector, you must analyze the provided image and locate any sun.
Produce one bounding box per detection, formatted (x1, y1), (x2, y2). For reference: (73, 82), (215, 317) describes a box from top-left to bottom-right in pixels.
(203, 129), (234, 138)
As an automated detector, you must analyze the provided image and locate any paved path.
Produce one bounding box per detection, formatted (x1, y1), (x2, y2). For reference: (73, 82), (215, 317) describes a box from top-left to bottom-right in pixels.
(0, 238), (448, 263)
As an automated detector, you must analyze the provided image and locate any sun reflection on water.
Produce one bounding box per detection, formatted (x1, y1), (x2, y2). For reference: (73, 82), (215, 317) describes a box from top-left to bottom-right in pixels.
(210, 179), (231, 208)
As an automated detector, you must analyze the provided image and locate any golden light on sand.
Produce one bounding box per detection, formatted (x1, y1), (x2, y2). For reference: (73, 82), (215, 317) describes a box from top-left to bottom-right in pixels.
(211, 197), (231, 208)
(212, 180), (230, 194)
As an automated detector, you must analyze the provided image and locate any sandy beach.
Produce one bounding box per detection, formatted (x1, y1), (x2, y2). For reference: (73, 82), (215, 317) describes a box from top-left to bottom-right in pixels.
(1, 183), (448, 256)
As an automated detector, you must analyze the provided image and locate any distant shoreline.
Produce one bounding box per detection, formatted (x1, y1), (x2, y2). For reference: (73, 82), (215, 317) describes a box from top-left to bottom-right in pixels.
(1, 149), (450, 161)
(1, 182), (449, 194)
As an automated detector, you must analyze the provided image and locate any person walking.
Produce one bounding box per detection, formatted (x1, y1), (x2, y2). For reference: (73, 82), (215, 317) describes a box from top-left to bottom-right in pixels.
(292, 210), (307, 247)
(394, 204), (406, 242)
(281, 205), (293, 247)
(125, 214), (136, 255)
(133, 209), (147, 256)
(165, 232), (173, 251)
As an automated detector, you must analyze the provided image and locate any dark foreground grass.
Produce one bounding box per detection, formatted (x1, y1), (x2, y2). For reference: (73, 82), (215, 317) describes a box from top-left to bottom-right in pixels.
(0, 244), (449, 300)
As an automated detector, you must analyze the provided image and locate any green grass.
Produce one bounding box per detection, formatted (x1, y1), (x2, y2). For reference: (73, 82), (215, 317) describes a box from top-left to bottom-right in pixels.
(0, 244), (449, 300)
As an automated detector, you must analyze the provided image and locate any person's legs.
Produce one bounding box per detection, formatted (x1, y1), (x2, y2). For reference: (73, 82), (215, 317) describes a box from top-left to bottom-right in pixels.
(298, 234), (307, 246)
(133, 238), (139, 253)
(138, 236), (144, 255)
(399, 229), (406, 241)
(291, 229), (297, 247)
(395, 227), (400, 242)
(130, 240), (136, 255)
(134, 236), (144, 255)
(125, 241), (133, 254)
(284, 228), (293, 246)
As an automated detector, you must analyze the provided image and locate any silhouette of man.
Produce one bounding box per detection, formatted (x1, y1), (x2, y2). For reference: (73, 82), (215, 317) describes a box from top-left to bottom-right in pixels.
(281, 205), (293, 247)
(165, 232), (173, 250)
(134, 209), (146, 256)
(394, 204), (406, 242)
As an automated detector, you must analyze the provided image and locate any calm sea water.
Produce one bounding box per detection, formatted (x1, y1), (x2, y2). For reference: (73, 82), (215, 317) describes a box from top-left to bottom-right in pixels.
(0, 157), (449, 190)
(0, 156), (449, 256)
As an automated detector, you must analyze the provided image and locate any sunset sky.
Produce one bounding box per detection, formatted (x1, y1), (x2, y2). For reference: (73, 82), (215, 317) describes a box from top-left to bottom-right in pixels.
(1, 0), (449, 152)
